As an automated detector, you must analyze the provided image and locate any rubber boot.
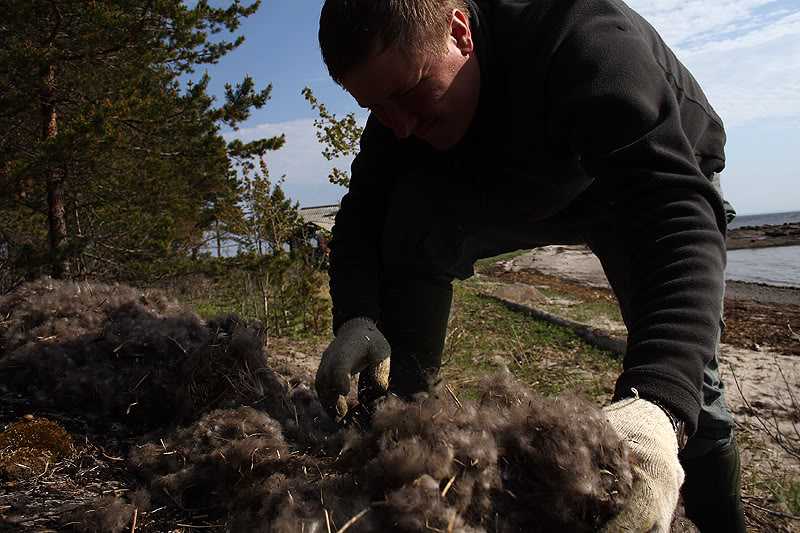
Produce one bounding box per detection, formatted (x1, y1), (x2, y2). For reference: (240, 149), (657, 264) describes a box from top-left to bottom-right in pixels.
(379, 276), (453, 398)
(680, 435), (746, 533)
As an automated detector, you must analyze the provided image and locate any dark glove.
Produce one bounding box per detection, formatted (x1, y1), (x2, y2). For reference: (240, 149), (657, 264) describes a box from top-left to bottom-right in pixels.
(315, 317), (391, 421)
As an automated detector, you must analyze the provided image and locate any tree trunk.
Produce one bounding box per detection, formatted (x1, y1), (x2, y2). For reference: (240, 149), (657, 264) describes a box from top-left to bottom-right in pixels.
(255, 271), (274, 337)
(42, 63), (69, 278)
(215, 220), (222, 257)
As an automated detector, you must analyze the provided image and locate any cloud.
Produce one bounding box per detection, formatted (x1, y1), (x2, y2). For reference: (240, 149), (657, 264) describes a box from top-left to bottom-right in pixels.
(627, 0), (800, 213)
(224, 1), (799, 211)
(629, 0), (800, 125)
(224, 118), (358, 206)
(630, 0), (778, 46)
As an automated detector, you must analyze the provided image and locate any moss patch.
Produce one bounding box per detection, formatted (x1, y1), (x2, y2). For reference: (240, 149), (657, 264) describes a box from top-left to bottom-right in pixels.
(0, 417), (74, 480)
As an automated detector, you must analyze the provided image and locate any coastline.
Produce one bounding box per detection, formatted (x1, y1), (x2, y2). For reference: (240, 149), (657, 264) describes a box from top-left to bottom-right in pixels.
(484, 244), (799, 355)
(726, 222), (800, 250)
(725, 280), (800, 306)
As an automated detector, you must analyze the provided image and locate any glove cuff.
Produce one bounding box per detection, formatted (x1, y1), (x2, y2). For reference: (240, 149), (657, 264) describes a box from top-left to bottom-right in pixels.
(605, 396), (679, 457)
(336, 316), (377, 336)
(649, 399), (689, 451)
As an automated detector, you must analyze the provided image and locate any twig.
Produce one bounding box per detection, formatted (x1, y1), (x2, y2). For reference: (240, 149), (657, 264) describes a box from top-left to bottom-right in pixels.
(447, 512), (457, 533)
(335, 507), (370, 533)
(425, 519), (445, 532)
(742, 497), (800, 520)
(168, 336), (187, 354)
(788, 322), (800, 342)
(33, 459), (50, 480)
(93, 297), (108, 311)
(131, 372), (151, 393)
(729, 363), (800, 461)
(441, 475), (457, 497)
(324, 508), (332, 533)
(772, 352), (800, 442)
(445, 384), (463, 410)
(162, 488), (188, 512)
(130, 508), (138, 533)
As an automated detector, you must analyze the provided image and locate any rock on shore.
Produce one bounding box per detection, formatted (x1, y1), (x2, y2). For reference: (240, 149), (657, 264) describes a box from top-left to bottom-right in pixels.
(726, 222), (800, 250)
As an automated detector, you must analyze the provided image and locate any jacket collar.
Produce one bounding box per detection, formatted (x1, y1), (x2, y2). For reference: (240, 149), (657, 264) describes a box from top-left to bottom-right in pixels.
(453, 0), (497, 153)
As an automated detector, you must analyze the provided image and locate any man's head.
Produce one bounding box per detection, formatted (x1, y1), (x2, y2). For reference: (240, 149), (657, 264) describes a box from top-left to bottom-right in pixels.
(319, 0), (481, 150)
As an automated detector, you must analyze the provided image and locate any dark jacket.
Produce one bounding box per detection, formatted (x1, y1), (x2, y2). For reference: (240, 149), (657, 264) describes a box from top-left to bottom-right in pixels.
(328, 0), (728, 434)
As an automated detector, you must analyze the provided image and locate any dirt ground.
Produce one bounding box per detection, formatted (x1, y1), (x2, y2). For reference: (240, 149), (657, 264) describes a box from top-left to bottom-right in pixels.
(0, 395), (191, 532)
(2, 265), (798, 531)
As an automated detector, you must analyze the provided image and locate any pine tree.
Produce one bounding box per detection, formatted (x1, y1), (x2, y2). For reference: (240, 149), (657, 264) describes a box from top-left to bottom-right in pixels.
(0, 0), (280, 282)
(231, 147), (327, 334)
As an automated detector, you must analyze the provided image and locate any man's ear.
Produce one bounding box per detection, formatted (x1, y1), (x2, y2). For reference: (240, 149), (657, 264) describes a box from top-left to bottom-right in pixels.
(450, 8), (473, 55)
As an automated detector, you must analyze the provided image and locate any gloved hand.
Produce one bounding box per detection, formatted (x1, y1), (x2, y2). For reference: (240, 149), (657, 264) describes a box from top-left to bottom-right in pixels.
(315, 317), (391, 421)
(602, 396), (685, 533)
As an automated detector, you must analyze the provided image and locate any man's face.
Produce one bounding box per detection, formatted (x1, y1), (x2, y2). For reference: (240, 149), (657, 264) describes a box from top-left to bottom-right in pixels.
(341, 9), (481, 151)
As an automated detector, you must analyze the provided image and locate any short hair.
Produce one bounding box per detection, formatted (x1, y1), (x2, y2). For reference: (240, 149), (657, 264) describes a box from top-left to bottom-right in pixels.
(319, 0), (470, 84)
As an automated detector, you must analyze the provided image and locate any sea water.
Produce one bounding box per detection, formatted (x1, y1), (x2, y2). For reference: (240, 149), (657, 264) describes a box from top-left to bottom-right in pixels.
(726, 245), (800, 288)
(724, 210), (800, 287)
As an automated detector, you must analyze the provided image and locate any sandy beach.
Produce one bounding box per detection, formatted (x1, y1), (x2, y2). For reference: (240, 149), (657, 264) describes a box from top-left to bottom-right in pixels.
(490, 244), (799, 354)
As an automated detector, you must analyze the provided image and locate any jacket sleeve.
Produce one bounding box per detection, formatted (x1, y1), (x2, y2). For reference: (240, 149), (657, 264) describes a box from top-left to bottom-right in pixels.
(328, 115), (398, 333)
(545, 1), (727, 434)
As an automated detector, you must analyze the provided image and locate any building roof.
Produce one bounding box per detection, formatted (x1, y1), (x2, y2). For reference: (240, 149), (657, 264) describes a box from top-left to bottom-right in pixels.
(298, 204), (339, 232)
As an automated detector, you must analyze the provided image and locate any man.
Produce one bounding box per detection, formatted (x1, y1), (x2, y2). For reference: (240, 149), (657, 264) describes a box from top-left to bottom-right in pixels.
(313, 0), (744, 531)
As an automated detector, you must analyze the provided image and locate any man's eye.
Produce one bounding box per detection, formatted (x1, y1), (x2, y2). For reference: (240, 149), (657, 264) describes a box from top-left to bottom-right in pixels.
(400, 85), (418, 98)
(400, 78), (427, 99)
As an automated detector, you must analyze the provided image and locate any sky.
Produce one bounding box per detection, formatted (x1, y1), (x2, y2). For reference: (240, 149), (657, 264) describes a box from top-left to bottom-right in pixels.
(202, 0), (800, 215)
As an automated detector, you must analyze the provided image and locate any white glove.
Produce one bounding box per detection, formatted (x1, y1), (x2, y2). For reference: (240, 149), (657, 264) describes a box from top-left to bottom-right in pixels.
(602, 396), (685, 533)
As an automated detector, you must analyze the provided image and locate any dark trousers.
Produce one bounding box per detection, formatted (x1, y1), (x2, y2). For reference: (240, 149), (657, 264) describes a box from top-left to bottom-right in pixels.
(377, 172), (745, 532)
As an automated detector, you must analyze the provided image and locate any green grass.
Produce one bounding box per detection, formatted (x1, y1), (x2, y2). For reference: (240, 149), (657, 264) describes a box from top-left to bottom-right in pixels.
(191, 300), (250, 320)
(569, 300), (623, 324)
(472, 252), (625, 328)
(182, 263), (622, 404)
(519, 281), (623, 322)
(749, 470), (800, 517)
(774, 478), (800, 515)
(442, 282), (622, 403)
(464, 276), (624, 333)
